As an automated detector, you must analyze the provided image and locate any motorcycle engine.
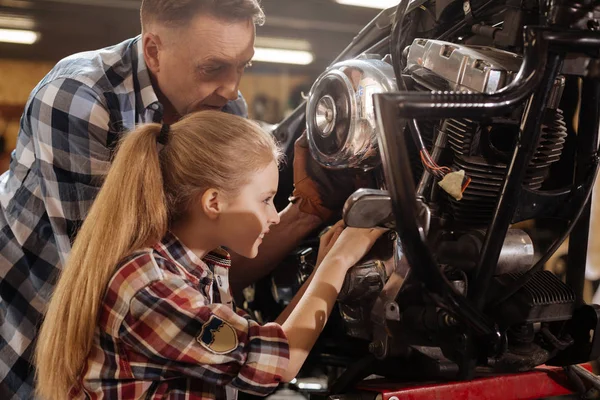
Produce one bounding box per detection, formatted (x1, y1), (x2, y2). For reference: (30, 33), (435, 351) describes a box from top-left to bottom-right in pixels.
(403, 39), (567, 228)
(271, 39), (570, 346)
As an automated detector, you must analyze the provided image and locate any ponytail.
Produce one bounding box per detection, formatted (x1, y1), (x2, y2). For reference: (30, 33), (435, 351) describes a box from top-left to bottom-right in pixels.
(35, 123), (168, 400)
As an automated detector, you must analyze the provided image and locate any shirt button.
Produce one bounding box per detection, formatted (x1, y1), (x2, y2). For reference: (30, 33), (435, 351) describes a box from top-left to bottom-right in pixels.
(150, 104), (159, 111)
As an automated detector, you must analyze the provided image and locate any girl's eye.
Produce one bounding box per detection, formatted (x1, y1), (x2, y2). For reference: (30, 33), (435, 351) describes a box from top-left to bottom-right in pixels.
(263, 196), (273, 204)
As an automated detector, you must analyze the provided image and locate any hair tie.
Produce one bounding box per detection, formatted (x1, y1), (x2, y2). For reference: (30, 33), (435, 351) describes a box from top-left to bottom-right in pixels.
(157, 124), (170, 146)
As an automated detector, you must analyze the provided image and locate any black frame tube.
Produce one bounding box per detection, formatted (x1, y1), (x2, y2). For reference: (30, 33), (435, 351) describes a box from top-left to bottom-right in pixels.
(332, 7), (395, 65)
(377, 30), (600, 120)
(566, 79), (600, 304)
(470, 53), (564, 309)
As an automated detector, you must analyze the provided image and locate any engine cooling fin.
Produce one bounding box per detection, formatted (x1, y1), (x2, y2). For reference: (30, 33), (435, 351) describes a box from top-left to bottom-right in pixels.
(491, 270), (576, 326)
(446, 108), (567, 227)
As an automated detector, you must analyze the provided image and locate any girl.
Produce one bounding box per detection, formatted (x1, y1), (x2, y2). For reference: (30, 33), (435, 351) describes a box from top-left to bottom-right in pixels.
(35, 111), (383, 399)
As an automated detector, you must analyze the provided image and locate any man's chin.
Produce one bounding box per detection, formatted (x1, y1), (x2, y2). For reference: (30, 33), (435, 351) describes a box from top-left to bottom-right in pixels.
(197, 105), (224, 112)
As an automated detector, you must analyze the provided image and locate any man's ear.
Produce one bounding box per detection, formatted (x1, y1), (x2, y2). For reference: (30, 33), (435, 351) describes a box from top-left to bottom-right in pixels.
(201, 189), (225, 220)
(142, 32), (163, 74)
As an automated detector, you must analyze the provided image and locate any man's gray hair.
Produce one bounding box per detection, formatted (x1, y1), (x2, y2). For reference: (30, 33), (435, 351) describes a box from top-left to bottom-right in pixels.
(140, 0), (265, 29)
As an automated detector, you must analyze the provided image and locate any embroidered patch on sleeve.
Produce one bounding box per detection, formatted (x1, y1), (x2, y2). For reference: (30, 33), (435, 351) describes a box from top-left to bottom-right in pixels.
(197, 315), (239, 354)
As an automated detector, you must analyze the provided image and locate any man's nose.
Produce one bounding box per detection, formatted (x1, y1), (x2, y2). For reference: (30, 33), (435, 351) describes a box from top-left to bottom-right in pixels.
(217, 72), (241, 102)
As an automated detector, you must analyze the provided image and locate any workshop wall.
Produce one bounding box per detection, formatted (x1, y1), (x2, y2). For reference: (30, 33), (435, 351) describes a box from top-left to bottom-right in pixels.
(239, 73), (311, 123)
(0, 59), (311, 155)
(0, 59), (55, 153)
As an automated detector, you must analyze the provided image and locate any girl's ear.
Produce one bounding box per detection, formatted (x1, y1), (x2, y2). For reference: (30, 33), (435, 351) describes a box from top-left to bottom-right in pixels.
(200, 189), (225, 220)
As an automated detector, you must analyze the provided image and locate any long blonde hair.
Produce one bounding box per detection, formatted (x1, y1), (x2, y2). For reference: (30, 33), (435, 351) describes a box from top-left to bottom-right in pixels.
(35, 110), (282, 400)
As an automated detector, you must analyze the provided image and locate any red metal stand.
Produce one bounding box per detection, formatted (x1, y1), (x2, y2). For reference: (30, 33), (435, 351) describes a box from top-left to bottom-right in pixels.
(354, 365), (593, 400)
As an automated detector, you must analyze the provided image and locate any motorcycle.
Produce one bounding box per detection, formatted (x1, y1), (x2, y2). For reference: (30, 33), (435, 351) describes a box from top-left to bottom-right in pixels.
(247, 0), (600, 395)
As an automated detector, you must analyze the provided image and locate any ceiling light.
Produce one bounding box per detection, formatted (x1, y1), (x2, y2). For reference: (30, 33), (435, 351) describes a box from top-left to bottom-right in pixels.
(253, 48), (314, 65)
(335, 0), (399, 9)
(0, 28), (40, 44)
(0, 15), (36, 30)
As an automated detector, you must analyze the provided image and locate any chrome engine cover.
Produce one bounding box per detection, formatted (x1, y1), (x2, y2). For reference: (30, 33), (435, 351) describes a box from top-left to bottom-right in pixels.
(306, 55), (396, 171)
(405, 39), (522, 93)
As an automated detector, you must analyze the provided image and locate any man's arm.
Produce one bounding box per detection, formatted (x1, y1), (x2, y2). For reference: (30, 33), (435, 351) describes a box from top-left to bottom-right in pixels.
(229, 200), (321, 294)
(31, 78), (112, 265)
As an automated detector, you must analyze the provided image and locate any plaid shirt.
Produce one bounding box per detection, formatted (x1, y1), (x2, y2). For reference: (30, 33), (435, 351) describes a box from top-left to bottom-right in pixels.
(79, 232), (289, 399)
(0, 37), (247, 399)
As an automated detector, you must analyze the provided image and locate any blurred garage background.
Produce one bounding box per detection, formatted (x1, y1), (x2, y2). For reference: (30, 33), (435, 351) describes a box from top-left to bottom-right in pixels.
(0, 0), (395, 158)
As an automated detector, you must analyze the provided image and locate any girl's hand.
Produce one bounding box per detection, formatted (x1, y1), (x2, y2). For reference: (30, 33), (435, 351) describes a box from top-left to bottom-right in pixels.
(316, 220), (345, 267)
(324, 226), (388, 271)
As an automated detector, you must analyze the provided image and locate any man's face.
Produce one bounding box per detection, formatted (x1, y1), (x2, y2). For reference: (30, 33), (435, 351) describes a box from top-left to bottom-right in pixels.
(144, 14), (255, 118)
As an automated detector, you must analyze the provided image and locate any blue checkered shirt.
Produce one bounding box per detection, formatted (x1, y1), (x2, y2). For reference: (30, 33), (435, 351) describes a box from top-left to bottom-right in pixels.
(0, 36), (247, 399)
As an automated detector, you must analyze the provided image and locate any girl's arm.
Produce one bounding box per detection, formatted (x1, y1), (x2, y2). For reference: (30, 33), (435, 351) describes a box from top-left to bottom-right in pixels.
(277, 227), (385, 382)
(275, 220), (344, 326)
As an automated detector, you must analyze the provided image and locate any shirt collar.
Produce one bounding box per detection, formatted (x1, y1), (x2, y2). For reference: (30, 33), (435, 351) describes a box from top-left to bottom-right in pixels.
(153, 232), (231, 278)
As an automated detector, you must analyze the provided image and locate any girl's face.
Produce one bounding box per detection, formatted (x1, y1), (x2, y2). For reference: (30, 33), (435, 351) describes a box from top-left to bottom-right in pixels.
(218, 161), (280, 258)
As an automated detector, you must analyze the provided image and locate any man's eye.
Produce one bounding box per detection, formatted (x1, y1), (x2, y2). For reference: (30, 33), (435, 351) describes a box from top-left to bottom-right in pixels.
(203, 66), (223, 74)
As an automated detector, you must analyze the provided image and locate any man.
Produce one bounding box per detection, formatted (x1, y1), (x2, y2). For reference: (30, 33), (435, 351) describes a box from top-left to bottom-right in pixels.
(0, 1), (335, 398)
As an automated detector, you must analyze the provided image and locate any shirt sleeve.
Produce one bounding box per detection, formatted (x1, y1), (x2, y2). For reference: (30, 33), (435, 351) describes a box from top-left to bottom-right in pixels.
(120, 277), (290, 396)
(29, 78), (113, 265)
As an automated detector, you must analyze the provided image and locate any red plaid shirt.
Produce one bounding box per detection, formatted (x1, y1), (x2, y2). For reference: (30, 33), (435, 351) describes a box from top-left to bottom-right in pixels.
(78, 232), (289, 399)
